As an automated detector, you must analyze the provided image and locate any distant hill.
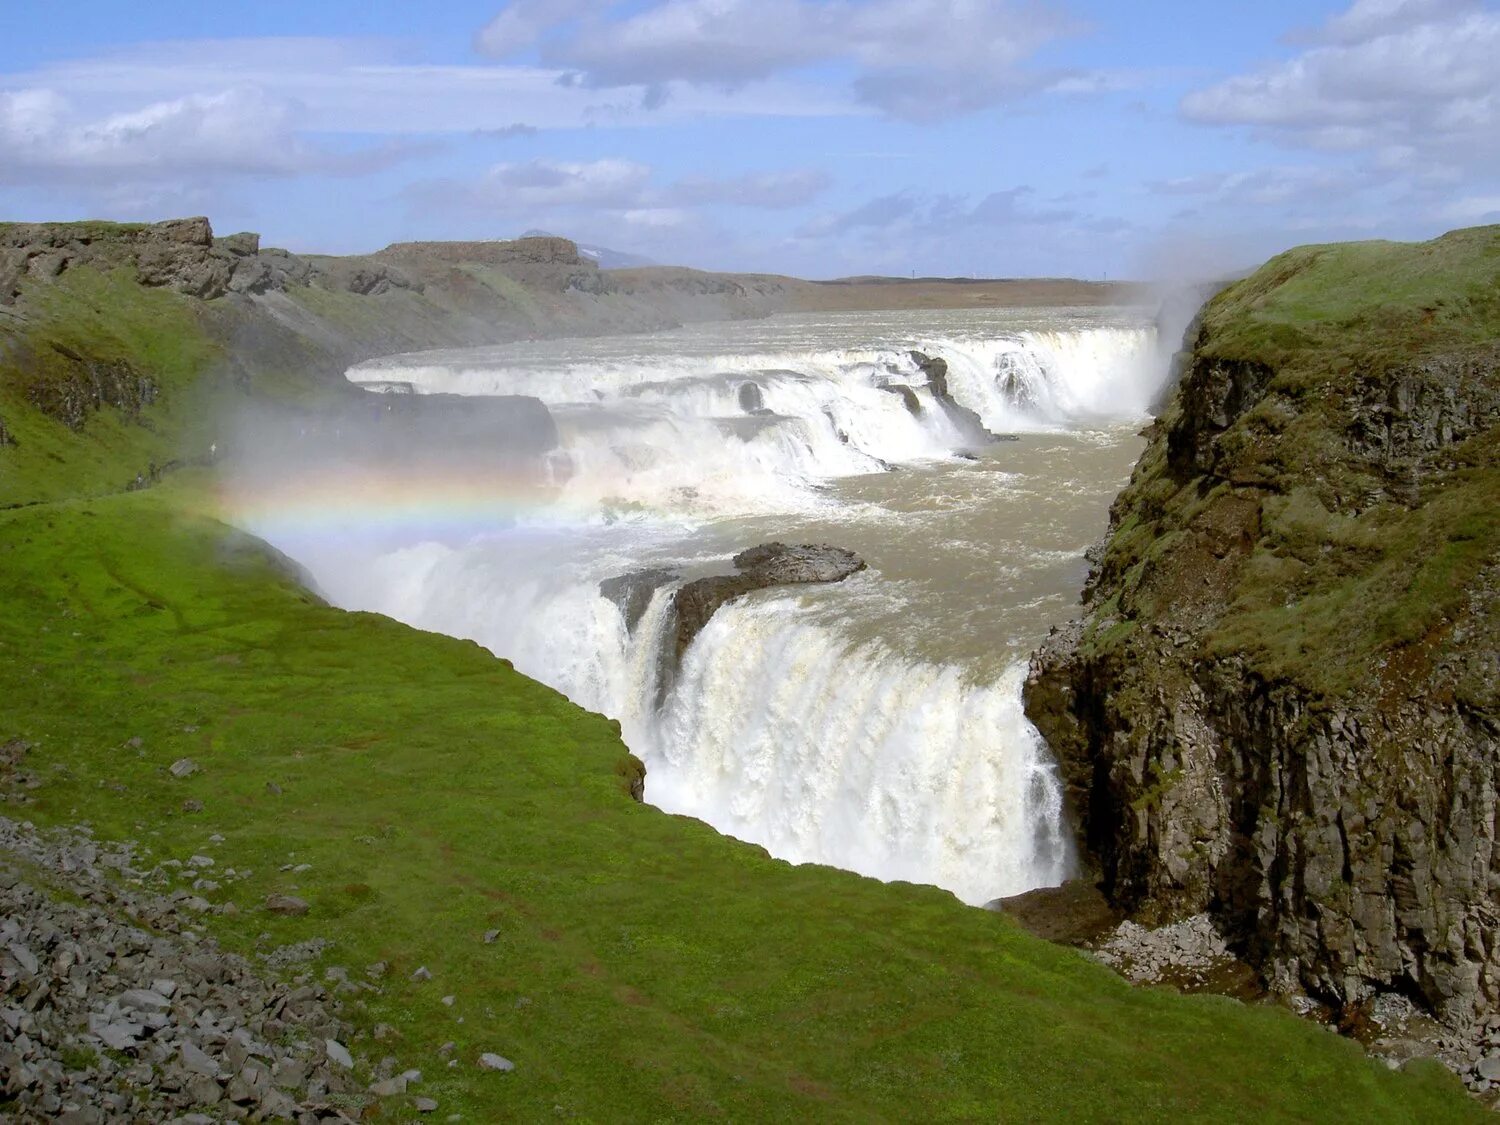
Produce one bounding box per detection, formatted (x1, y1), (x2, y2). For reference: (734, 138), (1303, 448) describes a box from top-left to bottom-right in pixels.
(519, 229), (656, 270)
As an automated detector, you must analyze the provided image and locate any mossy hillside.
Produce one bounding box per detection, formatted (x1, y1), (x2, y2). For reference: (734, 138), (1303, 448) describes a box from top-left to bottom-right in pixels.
(0, 267), (225, 506)
(1088, 226), (1500, 698)
(1197, 225), (1500, 368)
(0, 489), (1480, 1121)
(0, 260), (497, 510)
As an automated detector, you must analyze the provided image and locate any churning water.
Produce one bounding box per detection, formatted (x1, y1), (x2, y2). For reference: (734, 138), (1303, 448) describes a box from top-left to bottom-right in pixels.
(235, 307), (1165, 906)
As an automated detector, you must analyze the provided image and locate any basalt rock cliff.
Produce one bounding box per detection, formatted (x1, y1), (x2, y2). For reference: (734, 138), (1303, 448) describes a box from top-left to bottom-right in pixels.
(1026, 226), (1500, 1025)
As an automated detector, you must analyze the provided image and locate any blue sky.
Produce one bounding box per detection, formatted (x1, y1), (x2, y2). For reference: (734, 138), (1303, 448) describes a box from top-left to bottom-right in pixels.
(3, 0), (1497, 278)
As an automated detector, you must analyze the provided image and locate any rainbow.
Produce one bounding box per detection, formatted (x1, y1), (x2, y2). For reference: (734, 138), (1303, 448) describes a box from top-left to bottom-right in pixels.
(216, 462), (678, 548)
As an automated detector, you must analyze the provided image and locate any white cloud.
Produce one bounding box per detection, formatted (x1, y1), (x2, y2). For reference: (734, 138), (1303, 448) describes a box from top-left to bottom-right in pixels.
(408, 157), (832, 217)
(1436, 194), (1500, 221)
(1181, 0), (1500, 169)
(0, 86), (337, 182)
(798, 185), (1087, 239)
(620, 207), (696, 229)
(1149, 166), (1365, 207)
(2, 37), (860, 138)
(460, 157), (655, 211)
(1295, 0), (1477, 44)
(475, 0), (1090, 120)
(669, 169), (831, 208)
(0, 83), (438, 190)
(476, 0), (608, 57)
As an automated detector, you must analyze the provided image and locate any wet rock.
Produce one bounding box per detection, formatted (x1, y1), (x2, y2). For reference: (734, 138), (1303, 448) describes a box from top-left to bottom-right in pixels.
(1023, 265), (1500, 1030)
(876, 381), (923, 415)
(909, 351), (992, 444)
(668, 543), (866, 667)
(989, 879), (1120, 946)
(599, 567), (680, 634)
(732, 543), (866, 585)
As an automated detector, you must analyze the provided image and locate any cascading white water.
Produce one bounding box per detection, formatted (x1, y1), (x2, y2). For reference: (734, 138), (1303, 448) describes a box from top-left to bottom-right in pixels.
(927, 328), (1162, 431)
(648, 599), (1073, 903)
(248, 309), (1163, 907)
(348, 325), (1155, 519)
(303, 529), (1075, 905)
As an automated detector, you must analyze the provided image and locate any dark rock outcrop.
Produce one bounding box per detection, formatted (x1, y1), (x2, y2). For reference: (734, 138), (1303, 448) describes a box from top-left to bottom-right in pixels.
(600, 567), (680, 633)
(909, 351), (992, 443)
(669, 543), (866, 667)
(988, 879), (1120, 946)
(19, 341), (157, 431)
(875, 380), (922, 415)
(1024, 229), (1500, 1026)
(0, 217), (425, 306)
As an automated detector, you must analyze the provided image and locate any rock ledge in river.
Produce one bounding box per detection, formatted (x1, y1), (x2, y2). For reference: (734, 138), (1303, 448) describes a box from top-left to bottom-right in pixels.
(670, 543), (866, 667)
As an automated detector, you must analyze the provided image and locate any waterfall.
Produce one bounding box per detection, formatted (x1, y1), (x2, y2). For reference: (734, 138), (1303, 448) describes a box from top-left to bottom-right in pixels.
(238, 318), (1158, 906)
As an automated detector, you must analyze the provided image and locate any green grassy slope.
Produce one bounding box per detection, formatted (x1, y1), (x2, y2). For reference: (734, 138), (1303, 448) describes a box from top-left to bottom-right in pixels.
(1197, 225), (1500, 366)
(0, 268), (224, 505)
(0, 488), (1480, 1121)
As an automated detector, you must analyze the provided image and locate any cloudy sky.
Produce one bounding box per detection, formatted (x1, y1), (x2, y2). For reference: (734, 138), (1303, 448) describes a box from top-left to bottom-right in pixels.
(4, 0), (1498, 278)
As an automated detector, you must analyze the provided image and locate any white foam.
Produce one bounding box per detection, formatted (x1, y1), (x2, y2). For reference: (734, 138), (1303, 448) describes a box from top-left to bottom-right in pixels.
(646, 597), (1074, 904)
(349, 327), (1157, 521)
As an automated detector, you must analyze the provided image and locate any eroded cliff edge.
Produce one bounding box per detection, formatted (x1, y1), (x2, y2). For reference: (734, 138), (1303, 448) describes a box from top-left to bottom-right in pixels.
(1025, 226), (1500, 1024)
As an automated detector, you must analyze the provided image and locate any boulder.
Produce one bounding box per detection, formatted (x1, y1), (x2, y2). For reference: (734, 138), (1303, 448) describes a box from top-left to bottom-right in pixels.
(988, 879), (1120, 946)
(909, 351), (992, 444)
(668, 543), (865, 668)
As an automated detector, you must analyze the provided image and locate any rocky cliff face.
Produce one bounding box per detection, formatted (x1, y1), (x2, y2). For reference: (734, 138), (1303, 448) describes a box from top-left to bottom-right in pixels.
(0, 217), (422, 304)
(1025, 226), (1500, 1025)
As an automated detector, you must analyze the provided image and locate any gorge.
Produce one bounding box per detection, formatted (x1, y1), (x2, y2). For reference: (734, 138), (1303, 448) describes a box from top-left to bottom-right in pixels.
(228, 308), (1163, 908)
(1, 217), (1493, 1119)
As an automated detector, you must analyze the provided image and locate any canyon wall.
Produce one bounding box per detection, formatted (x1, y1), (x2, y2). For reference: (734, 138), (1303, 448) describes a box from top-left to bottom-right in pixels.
(1025, 226), (1500, 1022)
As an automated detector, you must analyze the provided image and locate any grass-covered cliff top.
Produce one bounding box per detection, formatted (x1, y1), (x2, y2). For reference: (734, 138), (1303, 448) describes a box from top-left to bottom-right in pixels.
(1088, 225), (1499, 700)
(1196, 224), (1500, 369)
